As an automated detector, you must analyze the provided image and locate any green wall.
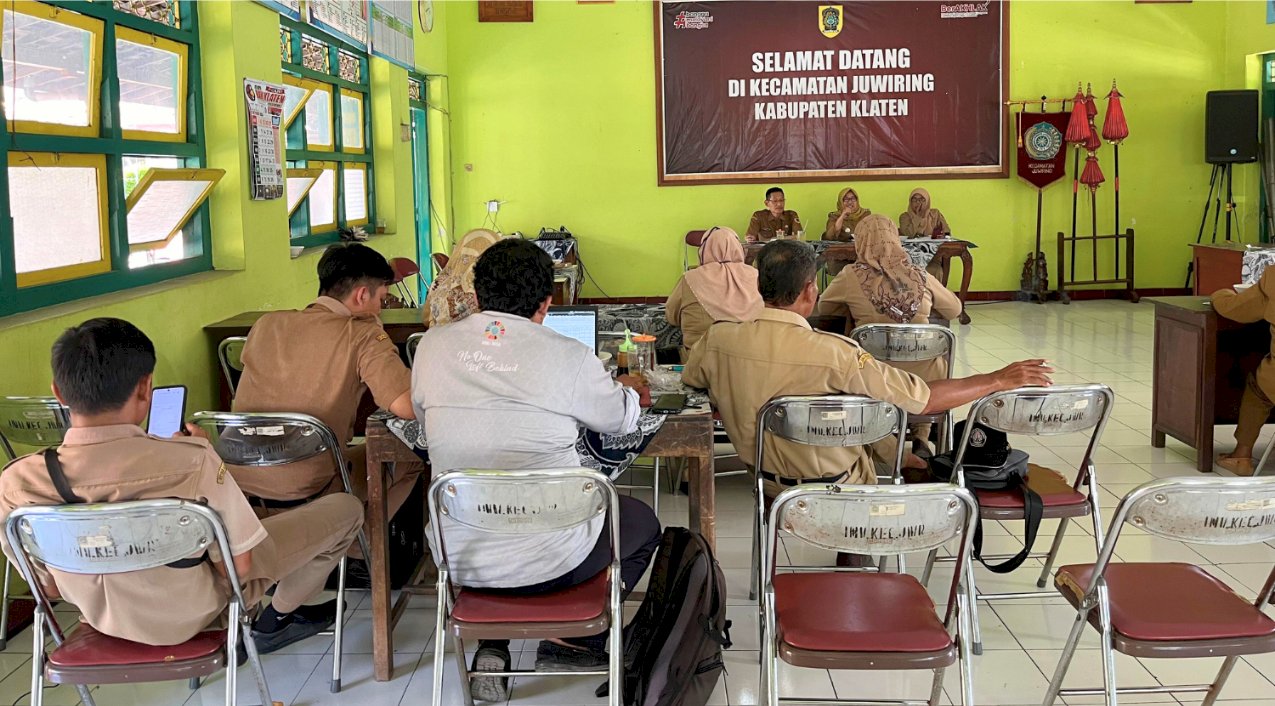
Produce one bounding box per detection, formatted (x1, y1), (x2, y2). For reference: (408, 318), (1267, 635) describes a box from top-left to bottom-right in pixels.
(445, 0), (1231, 296)
(0, 1), (419, 417)
(1223, 0), (1275, 241)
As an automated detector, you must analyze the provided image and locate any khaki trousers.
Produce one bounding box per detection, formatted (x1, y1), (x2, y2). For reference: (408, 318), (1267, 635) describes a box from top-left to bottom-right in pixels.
(1235, 372), (1275, 449)
(242, 493), (364, 613)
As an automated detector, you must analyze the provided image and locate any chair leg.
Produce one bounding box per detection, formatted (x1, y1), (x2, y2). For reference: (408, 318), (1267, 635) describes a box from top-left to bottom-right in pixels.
(431, 573), (449, 706)
(955, 591), (975, 706)
(1042, 601), (1091, 706)
(188, 677), (201, 690)
(1255, 439), (1275, 476)
(921, 548), (938, 586)
(225, 604), (240, 706)
(1036, 517), (1070, 589)
(608, 570), (624, 706)
(331, 556), (347, 693)
(1096, 584), (1118, 706)
(651, 459), (660, 518)
(0, 560), (11, 652)
(30, 606), (44, 706)
(452, 634), (476, 706)
(928, 666), (946, 706)
(761, 592), (779, 706)
(241, 615), (275, 706)
(1201, 655), (1240, 706)
(749, 509), (760, 601)
(964, 554), (983, 655)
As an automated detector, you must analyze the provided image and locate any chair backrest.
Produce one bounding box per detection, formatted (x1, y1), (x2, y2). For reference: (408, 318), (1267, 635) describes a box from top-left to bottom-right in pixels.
(962, 384), (1113, 437)
(765, 483), (977, 620)
(427, 468), (620, 577)
(685, 230), (707, 248)
(189, 411), (343, 470)
(406, 332), (425, 363)
(389, 257), (420, 282)
(849, 323), (955, 365)
(5, 500), (252, 625)
(431, 252), (449, 274)
(0, 397), (70, 460)
(755, 394), (907, 484)
(217, 336), (247, 397)
(1116, 476), (1275, 546)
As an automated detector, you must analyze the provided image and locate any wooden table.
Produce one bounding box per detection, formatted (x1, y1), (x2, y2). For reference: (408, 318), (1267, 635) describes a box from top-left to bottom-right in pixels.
(744, 240), (975, 324)
(362, 410), (716, 681)
(1191, 242), (1247, 296)
(1148, 296), (1273, 472)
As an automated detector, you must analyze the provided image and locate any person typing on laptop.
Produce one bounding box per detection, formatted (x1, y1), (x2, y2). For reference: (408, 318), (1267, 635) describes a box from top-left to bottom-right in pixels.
(411, 238), (661, 702)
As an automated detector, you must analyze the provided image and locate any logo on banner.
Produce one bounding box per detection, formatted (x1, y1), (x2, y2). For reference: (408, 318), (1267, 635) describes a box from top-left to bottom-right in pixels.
(1024, 122), (1063, 161)
(939, 2), (990, 19)
(818, 5), (843, 38)
(672, 10), (713, 30)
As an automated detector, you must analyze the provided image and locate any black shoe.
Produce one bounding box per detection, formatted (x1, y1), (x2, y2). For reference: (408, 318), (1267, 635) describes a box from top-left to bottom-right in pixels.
(292, 599), (345, 625)
(469, 645), (511, 702)
(535, 640), (608, 672)
(251, 615), (335, 655)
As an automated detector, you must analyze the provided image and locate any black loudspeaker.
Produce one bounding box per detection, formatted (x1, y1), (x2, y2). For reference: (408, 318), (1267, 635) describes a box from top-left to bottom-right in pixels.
(1206, 90), (1259, 164)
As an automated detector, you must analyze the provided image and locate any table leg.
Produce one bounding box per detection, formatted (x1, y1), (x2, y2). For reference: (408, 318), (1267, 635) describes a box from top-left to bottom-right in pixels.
(369, 460), (394, 681)
(686, 450), (717, 550)
(1197, 421), (1215, 474)
(956, 250), (973, 325)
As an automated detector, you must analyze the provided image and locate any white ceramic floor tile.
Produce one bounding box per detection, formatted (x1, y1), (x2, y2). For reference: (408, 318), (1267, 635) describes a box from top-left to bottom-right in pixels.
(188, 653), (322, 706)
(1027, 647), (1165, 704)
(1138, 655), (1275, 701)
(291, 651), (421, 706)
(940, 646), (1049, 705)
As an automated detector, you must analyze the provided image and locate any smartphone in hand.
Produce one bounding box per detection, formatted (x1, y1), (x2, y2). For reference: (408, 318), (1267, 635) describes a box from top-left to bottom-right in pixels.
(147, 385), (188, 437)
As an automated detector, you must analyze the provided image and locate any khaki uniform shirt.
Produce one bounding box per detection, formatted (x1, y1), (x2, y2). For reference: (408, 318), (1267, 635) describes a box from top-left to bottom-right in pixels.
(746, 210), (803, 242)
(666, 278), (715, 359)
(232, 296), (411, 500)
(0, 425), (267, 645)
(1212, 267), (1275, 396)
(682, 308), (930, 486)
(816, 270), (963, 382)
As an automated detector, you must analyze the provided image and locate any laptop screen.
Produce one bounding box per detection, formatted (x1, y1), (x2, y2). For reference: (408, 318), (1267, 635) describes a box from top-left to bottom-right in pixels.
(543, 306), (598, 353)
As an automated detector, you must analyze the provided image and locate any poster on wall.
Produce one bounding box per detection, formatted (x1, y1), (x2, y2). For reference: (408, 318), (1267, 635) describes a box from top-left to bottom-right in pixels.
(370, 0), (415, 70)
(308, 0), (370, 48)
(255, 0), (303, 21)
(1016, 112), (1070, 189)
(244, 79), (287, 201)
(655, 1), (1008, 185)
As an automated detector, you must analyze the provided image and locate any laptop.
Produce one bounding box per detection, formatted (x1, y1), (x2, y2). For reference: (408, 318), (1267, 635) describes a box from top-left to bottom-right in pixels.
(543, 305), (599, 353)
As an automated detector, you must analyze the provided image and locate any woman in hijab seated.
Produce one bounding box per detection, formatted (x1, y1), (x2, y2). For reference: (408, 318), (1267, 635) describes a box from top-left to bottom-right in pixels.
(667, 226), (763, 360)
(816, 214), (963, 466)
(424, 228), (501, 327)
(823, 186), (871, 242)
(898, 187), (951, 239)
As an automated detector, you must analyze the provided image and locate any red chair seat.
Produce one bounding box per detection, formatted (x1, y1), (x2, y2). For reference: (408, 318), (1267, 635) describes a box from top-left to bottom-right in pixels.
(452, 570), (609, 624)
(1056, 563), (1275, 642)
(49, 624), (226, 668)
(976, 465), (1086, 509)
(775, 573), (951, 653)
(685, 230), (706, 247)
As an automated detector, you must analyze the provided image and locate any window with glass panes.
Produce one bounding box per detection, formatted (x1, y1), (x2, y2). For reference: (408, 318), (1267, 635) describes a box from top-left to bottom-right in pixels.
(280, 20), (372, 248)
(0, 0), (211, 317)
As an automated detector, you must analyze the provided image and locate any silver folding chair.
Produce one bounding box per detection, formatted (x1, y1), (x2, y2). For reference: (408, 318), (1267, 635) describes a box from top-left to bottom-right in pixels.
(6, 499), (277, 706)
(1044, 476), (1275, 706)
(428, 468), (624, 706)
(0, 396), (70, 652)
(217, 337), (247, 398)
(923, 384), (1114, 654)
(405, 331), (425, 364)
(850, 323), (957, 453)
(750, 394), (908, 601)
(760, 482), (978, 706)
(190, 411), (364, 693)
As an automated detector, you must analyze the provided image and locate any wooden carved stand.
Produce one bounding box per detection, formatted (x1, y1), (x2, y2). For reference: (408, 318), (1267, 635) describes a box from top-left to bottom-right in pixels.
(1056, 228), (1138, 303)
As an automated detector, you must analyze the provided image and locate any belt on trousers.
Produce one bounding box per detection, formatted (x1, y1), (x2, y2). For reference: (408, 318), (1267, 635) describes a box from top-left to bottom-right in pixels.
(248, 489), (325, 510)
(758, 470), (848, 487)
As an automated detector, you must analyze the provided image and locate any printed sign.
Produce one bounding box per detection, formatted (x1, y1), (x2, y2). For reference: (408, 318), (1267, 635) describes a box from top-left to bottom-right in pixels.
(244, 79), (287, 201)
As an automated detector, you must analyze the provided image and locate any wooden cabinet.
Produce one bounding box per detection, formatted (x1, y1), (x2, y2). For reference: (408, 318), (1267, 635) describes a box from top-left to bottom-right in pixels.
(1191, 242), (1246, 296)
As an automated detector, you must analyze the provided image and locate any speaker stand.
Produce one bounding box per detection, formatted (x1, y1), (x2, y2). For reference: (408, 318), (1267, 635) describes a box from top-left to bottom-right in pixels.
(1185, 162), (1235, 289)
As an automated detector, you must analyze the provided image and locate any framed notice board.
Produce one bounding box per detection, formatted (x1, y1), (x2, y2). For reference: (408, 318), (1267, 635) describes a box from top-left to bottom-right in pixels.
(654, 1), (1009, 185)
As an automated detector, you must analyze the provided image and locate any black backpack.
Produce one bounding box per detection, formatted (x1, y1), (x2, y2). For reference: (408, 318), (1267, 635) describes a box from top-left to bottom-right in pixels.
(601, 527), (732, 706)
(930, 449), (1042, 574)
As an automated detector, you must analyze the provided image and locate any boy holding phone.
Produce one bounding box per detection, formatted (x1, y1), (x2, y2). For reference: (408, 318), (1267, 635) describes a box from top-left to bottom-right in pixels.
(0, 318), (364, 652)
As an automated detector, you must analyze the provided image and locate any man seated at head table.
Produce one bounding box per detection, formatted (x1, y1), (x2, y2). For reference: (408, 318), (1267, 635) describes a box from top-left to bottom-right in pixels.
(0, 319), (363, 653)
(231, 243), (418, 523)
(666, 226), (764, 360)
(682, 240), (1051, 559)
(746, 186), (803, 243)
(1212, 267), (1275, 476)
(412, 238), (661, 703)
(898, 187), (951, 239)
(815, 215), (964, 466)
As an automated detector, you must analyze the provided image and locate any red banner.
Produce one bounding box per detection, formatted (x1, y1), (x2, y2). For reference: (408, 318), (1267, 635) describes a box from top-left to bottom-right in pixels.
(655, 1), (1008, 185)
(1016, 112), (1069, 189)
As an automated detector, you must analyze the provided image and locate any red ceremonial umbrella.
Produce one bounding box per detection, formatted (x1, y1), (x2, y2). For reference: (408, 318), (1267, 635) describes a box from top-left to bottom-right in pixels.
(1103, 80), (1130, 269)
(1065, 84), (1089, 279)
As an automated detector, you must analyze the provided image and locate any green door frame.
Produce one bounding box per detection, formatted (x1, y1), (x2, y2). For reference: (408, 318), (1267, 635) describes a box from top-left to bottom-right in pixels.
(409, 75), (431, 301)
